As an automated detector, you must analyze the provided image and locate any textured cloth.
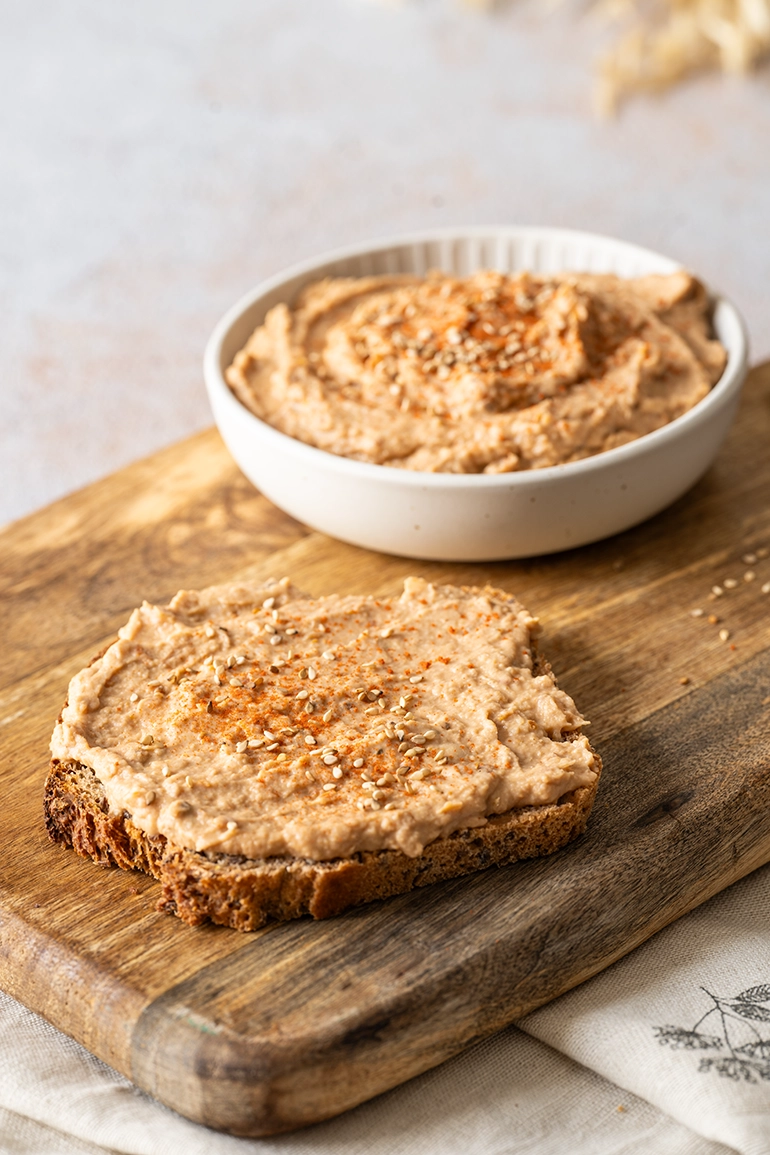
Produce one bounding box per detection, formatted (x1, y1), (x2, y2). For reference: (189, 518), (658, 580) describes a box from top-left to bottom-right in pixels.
(10, 874), (770, 1153)
(521, 862), (770, 1155)
(0, 987), (727, 1155)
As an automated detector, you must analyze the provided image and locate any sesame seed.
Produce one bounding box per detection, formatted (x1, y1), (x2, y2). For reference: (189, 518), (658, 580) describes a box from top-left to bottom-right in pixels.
(172, 800), (191, 816)
(322, 754), (338, 765)
(323, 709), (333, 722)
(130, 692), (139, 702)
(322, 650), (335, 660)
(380, 628), (394, 638)
(145, 791), (155, 805)
(712, 585), (724, 597)
(276, 753), (287, 762)
(690, 609), (704, 618)
(248, 738), (262, 748)
(405, 781), (416, 794)
(205, 624), (216, 638)
(423, 729), (437, 739)
(304, 701), (315, 714)
(384, 803), (398, 811)
(305, 769), (316, 781)
(265, 742), (279, 751)
(743, 554), (758, 565)
(364, 706), (379, 716)
(227, 655), (236, 668)
(361, 780), (374, 791)
(410, 769), (426, 781)
(353, 758), (364, 768)
(322, 783), (337, 792)
(758, 548), (769, 559)
(307, 667), (317, 680)
(332, 766), (343, 779)
(269, 635), (281, 646)
(229, 677), (243, 687)
(226, 821), (237, 831)
(304, 735), (317, 746)
(762, 582), (770, 594)
(719, 628), (730, 642)
(263, 730), (276, 740)
(723, 578), (738, 589)
(357, 801), (366, 810)
(262, 597), (275, 610)
(405, 748), (422, 758)
(161, 766), (170, 777)
(297, 689), (309, 700)
(372, 789), (386, 801)
(679, 677), (690, 685)
(299, 668), (309, 679)
(235, 741), (248, 753)
(139, 734), (154, 746)
(409, 675), (423, 684)
(745, 571), (756, 582)
(403, 712), (414, 721)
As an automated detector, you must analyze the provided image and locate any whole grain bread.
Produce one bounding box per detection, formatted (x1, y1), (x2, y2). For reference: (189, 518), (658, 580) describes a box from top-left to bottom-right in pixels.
(44, 580), (601, 931)
(44, 752), (599, 932)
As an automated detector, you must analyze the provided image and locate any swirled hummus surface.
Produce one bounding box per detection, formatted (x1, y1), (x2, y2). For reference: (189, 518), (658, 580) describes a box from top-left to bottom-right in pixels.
(226, 269), (726, 473)
(50, 578), (597, 861)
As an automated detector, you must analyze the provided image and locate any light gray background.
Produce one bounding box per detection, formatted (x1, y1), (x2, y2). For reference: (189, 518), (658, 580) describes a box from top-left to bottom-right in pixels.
(3, 0), (769, 528)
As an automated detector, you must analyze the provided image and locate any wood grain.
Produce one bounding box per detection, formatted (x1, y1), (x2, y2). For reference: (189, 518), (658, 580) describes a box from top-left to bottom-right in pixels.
(1, 363), (770, 1134)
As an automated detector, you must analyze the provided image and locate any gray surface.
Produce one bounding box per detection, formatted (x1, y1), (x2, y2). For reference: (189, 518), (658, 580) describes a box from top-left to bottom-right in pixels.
(3, 0), (770, 528)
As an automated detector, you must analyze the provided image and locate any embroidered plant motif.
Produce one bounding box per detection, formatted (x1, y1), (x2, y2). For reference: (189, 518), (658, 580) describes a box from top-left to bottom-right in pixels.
(655, 985), (770, 1083)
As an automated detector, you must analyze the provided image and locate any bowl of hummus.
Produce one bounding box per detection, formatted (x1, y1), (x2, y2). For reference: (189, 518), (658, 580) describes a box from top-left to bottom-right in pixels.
(204, 227), (748, 560)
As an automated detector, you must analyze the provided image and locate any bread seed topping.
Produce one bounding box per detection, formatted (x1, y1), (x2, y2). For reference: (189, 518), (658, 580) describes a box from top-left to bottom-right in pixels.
(50, 578), (597, 861)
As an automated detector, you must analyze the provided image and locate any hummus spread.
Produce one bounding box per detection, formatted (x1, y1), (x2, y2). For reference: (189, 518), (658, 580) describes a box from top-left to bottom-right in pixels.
(50, 578), (597, 862)
(226, 269), (726, 473)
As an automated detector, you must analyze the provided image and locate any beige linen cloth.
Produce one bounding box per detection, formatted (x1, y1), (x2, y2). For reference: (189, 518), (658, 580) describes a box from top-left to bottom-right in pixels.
(3, 865), (770, 1154)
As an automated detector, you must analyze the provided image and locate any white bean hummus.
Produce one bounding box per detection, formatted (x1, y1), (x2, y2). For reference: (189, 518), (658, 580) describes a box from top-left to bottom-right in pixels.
(226, 269), (726, 473)
(50, 578), (597, 862)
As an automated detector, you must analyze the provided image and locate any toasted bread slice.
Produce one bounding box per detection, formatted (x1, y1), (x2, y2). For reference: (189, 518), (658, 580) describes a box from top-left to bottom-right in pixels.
(45, 578), (600, 931)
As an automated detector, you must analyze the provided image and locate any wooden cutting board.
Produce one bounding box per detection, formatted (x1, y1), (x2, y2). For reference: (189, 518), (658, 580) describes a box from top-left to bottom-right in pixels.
(2, 363), (770, 1137)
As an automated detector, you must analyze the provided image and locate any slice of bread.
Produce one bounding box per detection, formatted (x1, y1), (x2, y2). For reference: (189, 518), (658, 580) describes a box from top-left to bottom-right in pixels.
(44, 579), (601, 931)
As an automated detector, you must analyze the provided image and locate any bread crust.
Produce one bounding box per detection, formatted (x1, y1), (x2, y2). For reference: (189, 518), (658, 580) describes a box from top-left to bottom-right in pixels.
(44, 749), (601, 932)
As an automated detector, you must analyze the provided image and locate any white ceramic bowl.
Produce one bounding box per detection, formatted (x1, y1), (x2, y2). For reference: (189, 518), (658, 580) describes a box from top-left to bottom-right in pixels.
(204, 227), (748, 561)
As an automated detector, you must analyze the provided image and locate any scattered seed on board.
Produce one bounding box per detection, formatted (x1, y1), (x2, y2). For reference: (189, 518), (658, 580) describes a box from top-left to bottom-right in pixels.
(719, 628), (730, 642)
(723, 578), (738, 589)
(762, 582), (770, 594)
(712, 585), (724, 597)
(743, 553), (758, 565)
(745, 571), (756, 582)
